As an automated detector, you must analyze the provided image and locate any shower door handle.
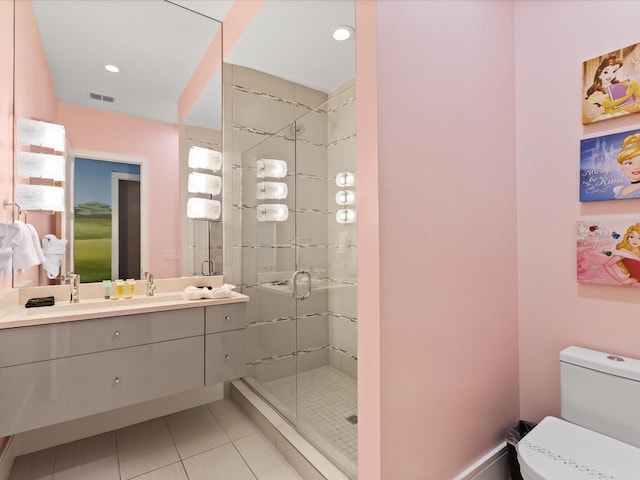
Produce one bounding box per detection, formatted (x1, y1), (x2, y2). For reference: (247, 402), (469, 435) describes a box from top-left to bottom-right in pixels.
(292, 270), (311, 301)
(201, 259), (215, 276)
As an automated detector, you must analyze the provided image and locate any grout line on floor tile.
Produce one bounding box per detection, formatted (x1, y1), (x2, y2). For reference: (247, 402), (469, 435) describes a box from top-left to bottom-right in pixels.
(115, 432), (123, 480)
(127, 462), (186, 480)
(168, 431), (233, 464)
(206, 403), (255, 444)
(230, 441), (259, 480)
(162, 417), (183, 466)
(50, 447), (59, 479)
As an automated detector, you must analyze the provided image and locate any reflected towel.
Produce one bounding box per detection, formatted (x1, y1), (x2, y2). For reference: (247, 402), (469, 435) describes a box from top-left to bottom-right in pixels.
(1, 221), (42, 271)
(0, 247), (12, 279)
(42, 234), (68, 279)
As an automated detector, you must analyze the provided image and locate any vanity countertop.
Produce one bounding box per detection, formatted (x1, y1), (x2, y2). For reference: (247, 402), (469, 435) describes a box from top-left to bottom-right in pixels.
(0, 291), (249, 330)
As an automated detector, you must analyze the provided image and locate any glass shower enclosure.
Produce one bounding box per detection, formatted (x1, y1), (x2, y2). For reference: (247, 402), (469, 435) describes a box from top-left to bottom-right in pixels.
(238, 86), (357, 477)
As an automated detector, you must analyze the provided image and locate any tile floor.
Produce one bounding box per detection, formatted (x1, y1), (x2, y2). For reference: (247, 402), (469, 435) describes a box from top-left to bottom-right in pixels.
(258, 365), (357, 471)
(8, 399), (303, 480)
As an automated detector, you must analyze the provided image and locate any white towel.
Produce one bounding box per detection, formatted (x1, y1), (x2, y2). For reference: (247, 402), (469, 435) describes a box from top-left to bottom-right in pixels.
(3, 221), (42, 271)
(0, 247), (12, 279)
(183, 284), (236, 300)
(182, 285), (203, 301)
(0, 224), (12, 277)
(27, 224), (46, 264)
(201, 284), (236, 299)
(42, 234), (68, 279)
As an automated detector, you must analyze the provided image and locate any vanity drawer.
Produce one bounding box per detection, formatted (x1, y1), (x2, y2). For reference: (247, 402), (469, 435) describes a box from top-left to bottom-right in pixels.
(0, 336), (204, 436)
(205, 303), (247, 333)
(205, 329), (246, 385)
(0, 308), (205, 367)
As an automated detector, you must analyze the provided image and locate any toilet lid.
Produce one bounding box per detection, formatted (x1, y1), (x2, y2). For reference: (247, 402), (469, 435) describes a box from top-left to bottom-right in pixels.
(517, 416), (640, 480)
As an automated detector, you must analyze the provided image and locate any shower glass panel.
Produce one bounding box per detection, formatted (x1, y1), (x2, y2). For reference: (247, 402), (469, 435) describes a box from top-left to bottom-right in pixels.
(241, 85), (357, 478)
(240, 120), (298, 425)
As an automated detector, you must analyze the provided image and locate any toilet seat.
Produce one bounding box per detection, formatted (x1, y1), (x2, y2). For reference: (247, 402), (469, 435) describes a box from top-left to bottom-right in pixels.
(517, 416), (640, 480)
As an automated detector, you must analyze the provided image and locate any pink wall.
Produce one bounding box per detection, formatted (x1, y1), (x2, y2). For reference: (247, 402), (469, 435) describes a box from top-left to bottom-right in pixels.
(13, 0), (58, 287)
(361, 1), (520, 477)
(0, 0), (14, 287)
(179, 30), (222, 123)
(0, 0), (13, 452)
(355, 1), (381, 479)
(57, 103), (181, 279)
(516, 1), (640, 421)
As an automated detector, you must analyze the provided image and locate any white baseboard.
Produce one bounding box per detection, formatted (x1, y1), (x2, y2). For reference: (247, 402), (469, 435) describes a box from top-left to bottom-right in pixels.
(12, 384), (223, 457)
(455, 442), (510, 480)
(0, 437), (16, 480)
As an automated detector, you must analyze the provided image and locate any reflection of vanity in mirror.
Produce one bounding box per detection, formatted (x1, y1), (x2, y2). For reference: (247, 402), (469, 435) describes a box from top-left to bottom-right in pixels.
(12, 0), (224, 286)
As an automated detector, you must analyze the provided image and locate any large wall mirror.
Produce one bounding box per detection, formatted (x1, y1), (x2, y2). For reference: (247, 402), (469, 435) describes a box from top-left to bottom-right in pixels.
(13, 0), (223, 286)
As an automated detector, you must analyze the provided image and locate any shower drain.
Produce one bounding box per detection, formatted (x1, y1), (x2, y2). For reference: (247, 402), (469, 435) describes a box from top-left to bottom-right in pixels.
(345, 415), (358, 425)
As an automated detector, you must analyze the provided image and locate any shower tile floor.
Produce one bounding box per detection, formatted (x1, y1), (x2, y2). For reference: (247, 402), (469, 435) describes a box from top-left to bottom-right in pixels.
(258, 365), (357, 470)
(8, 399), (302, 480)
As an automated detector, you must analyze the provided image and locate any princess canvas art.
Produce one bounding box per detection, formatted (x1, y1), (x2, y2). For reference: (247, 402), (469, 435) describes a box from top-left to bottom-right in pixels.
(582, 43), (640, 125)
(580, 129), (640, 201)
(577, 216), (640, 287)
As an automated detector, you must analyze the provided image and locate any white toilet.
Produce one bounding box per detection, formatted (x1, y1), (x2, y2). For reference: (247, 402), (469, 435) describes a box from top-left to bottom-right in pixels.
(517, 346), (640, 479)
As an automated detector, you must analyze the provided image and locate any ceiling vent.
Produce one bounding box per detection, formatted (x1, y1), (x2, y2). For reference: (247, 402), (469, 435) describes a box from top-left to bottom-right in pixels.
(89, 92), (115, 103)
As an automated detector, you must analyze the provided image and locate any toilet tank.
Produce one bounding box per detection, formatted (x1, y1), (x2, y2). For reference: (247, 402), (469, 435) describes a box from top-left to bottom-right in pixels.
(560, 346), (640, 448)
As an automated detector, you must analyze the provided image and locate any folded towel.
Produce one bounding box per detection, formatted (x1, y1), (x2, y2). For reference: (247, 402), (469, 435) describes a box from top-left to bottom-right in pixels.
(182, 285), (203, 301)
(201, 284), (236, 299)
(183, 284), (236, 300)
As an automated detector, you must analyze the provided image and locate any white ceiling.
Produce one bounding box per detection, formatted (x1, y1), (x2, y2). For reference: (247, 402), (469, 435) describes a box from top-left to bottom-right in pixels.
(30, 0), (355, 129)
(223, 0), (355, 93)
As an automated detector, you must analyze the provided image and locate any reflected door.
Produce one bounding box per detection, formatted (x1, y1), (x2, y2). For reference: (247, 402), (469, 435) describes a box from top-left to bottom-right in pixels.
(116, 176), (141, 279)
(73, 158), (140, 282)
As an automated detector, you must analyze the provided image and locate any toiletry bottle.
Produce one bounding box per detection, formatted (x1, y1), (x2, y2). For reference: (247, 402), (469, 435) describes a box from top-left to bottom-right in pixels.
(110, 280), (118, 300)
(127, 279), (136, 298)
(103, 280), (111, 300)
(115, 279), (125, 299)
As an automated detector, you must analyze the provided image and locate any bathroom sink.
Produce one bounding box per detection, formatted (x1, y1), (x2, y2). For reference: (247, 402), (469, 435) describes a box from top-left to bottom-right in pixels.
(23, 292), (187, 315)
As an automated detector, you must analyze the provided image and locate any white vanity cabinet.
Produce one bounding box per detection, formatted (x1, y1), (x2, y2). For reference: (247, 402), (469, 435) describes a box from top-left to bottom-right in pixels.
(0, 308), (205, 437)
(205, 303), (247, 385)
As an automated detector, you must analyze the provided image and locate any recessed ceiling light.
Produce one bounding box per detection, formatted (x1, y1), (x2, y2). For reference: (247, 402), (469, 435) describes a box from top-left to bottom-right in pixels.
(332, 25), (354, 42)
(104, 64), (120, 73)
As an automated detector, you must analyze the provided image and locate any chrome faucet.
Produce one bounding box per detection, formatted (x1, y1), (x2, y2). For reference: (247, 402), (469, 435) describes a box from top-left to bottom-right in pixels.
(143, 272), (156, 297)
(66, 273), (80, 303)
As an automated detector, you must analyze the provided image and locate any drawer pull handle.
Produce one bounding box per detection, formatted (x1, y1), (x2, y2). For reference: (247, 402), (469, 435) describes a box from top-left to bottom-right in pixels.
(225, 355), (230, 360)
(114, 377), (120, 384)
(225, 315), (230, 320)
(114, 331), (120, 337)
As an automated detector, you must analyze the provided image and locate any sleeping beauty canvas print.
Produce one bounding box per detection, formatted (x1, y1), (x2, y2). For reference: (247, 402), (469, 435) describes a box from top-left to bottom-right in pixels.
(577, 216), (640, 287)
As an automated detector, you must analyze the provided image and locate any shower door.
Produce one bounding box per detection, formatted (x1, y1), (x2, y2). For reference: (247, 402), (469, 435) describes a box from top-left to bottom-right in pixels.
(240, 86), (357, 478)
(240, 119), (299, 425)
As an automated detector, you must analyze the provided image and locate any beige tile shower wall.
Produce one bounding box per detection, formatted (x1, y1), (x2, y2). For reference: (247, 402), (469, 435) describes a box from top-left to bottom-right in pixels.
(179, 125), (222, 277)
(327, 79), (357, 379)
(223, 64), (328, 288)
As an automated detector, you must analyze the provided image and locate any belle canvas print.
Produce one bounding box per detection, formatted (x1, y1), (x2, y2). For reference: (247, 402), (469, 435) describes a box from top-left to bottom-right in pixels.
(582, 43), (640, 125)
(577, 216), (640, 287)
(580, 128), (640, 201)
